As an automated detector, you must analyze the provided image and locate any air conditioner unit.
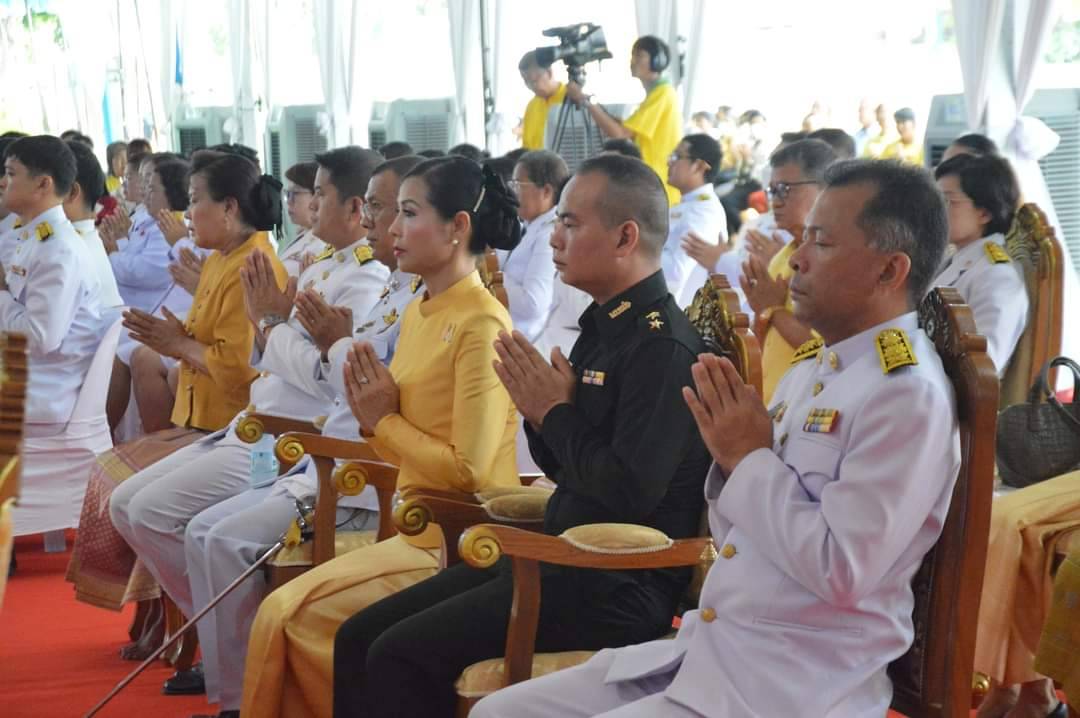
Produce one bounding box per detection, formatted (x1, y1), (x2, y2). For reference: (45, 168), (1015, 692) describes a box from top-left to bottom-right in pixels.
(173, 106), (231, 156)
(542, 102), (633, 172)
(368, 101), (391, 150)
(265, 104), (329, 182)
(384, 98), (456, 153)
(927, 90), (1080, 277)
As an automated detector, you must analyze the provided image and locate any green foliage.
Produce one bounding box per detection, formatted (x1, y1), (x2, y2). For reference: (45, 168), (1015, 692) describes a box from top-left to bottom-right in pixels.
(1044, 17), (1080, 64)
(20, 10), (65, 49)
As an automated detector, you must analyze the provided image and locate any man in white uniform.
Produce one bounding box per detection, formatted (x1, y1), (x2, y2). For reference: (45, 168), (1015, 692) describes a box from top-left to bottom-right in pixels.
(661, 134), (727, 308)
(0, 135), (103, 435)
(0, 136), (24, 265)
(933, 153), (1028, 375)
(179, 155), (425, 717)
(63, 140), (123, 308)
(474, 160), (962, 717)
(108, 147), (388, 703)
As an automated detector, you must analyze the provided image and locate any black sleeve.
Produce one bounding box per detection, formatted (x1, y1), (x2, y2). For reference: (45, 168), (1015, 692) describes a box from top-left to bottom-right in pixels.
(524, 419), (562, 477)
(539, 337), (700, 521)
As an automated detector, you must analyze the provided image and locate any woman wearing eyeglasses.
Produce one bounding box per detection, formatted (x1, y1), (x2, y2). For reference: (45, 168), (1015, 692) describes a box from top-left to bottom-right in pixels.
(740, 139), (836, 403)
(279, 161), (325, 278)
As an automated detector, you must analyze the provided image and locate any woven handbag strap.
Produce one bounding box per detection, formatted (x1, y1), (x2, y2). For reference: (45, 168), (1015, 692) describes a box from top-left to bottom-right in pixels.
(1038, 356), (1080, 433)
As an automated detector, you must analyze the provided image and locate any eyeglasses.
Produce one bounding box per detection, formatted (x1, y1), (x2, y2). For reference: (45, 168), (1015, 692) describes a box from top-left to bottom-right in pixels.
(669, 152), (695, 164)
(507, 180), (536, 192)
(765, 181), (818, 202)
(283, 189), (312, 202)
(361, 200), (395, 221)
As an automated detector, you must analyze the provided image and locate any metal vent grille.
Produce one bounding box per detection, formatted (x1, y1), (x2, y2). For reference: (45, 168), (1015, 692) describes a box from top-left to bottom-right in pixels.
(928, 143), (948, 167)
(1039, 113), (1080, 276)
(404, 115), (450, 152)
(294, 117), (328, 162)
(369, 128), (387, 150)
(269, 130), (282, 181)
(178, 127), (208, 157)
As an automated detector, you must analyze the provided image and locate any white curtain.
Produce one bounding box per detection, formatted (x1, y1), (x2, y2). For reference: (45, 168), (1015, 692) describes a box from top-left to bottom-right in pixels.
(950, 0), (1007, 133)
(484, 0), (512, 154)
(448, 0), (485, 147)
(58, 0), (113, 145)
(681, 0), (708, 122)
(634, 0), (682, 88)
(313, 0), (366, 147)
(227, 0), (262, 146)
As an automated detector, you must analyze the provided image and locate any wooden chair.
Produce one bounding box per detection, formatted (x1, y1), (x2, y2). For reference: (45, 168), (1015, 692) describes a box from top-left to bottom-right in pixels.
(442, 276), (759, 713)
(456, 287), (997, 718)
(0, 333), (28, 610)
(478, 249), (509, 309)
(999, 203), (1064, 409)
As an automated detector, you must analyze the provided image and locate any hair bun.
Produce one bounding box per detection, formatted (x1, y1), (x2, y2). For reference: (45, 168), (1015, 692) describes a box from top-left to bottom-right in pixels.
(474, 164), (521, 251)
(249, 174), (284, 231)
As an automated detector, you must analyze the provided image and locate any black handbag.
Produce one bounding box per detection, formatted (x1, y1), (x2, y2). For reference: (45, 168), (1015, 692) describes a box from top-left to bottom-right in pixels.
(996, 356), (1080, 488)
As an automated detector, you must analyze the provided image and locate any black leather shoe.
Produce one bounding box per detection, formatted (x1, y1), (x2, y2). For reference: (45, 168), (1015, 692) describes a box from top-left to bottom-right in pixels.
(163, 662), (205, 695)
(191, 712), (239, 718)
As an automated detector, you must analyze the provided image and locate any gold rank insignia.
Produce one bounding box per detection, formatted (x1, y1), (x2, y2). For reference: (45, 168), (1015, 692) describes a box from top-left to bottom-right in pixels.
(608, 300), (631, 319)
(410, 276), (423, 293)
(582, 369), (606, 386)
(313, 245), (335, 263)
(645, 310), (664, 331)
(984, 242), (1011, 264)
(803, 408), (839, 433)
(35, 222), (53, 241)
(769, 401), (787, 423)
(790, 337), (824, 365)
(379, 286), (391, 300)
(12, 220), (22, 229)
(876, 328), (918, 374)
(354, 245), (374, 264)
(383, 308), (398, 326)
(697, 193), (711, 201)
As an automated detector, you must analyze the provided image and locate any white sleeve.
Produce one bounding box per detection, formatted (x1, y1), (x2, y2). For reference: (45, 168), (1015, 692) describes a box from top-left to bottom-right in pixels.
(966, 266), (1030, 375)
(0, 244), (81, 352)
(502, 229), (556, 336)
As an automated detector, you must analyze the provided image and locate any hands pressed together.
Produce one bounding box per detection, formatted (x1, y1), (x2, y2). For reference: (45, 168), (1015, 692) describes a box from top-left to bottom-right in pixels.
(240, 250), (297, 329)
(122, 306), (189, 359)
(294, 290), (353, 355)
(169, 247), (204, 295)
(492, 330), (575, 430)
(343, 341), (398, 435)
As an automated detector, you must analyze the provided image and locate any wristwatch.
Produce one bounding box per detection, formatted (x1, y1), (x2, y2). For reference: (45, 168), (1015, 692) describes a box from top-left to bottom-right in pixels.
(257, 314), (287, 334)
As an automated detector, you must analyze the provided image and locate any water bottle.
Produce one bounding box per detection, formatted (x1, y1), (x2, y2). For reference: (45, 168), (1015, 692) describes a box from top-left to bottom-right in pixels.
(249, 433), (280, 488)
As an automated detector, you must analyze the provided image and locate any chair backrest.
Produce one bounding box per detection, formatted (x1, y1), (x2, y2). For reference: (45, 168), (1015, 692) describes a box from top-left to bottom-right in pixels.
(68, 316), (124, 424)
(888, 287), (998, 718)
(683, 274), (762, 606)
(1000, 203), (1064, 408)
(0, 333), (28, 507)
(478, 249), (509, 309)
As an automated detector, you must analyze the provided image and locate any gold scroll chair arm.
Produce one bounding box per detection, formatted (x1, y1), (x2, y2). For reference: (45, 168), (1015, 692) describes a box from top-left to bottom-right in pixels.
(234, 411), (321, 469)
(889, 287), (998, 718)
(263, 432), (400, 590)
(999, 203), (1064, 409)
(686, 274), (763, 396)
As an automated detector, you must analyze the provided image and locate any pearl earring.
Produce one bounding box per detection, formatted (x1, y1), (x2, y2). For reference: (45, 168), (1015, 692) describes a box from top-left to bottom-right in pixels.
(452, 239), (459, 245)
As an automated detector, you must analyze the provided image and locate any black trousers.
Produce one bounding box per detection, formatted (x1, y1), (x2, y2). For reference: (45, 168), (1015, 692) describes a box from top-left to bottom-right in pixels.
(332, 559), (673, 718)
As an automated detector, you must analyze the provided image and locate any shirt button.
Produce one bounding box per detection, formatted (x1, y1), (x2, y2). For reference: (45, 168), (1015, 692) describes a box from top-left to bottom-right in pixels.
(259, 371), (269, 378)
(813, 382), (824, 396)
(700, 607), (717, 623)
(828, 352), (839, 369)
(720, 543), (737, 559)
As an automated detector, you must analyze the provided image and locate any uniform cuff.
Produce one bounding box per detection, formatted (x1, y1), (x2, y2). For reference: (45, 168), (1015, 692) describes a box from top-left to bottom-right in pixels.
(538, 402), (583, 459)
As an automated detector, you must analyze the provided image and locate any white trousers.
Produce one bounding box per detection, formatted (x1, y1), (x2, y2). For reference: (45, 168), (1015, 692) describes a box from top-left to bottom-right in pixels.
(109, 436), (252, 617)
(470, 649), (703, 718)
(184, 485), (376, 710)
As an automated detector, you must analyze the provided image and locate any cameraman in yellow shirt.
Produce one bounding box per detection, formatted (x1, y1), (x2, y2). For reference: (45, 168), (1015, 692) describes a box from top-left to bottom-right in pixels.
(519, 51), (567, 151)
(565, 36), (682, 205)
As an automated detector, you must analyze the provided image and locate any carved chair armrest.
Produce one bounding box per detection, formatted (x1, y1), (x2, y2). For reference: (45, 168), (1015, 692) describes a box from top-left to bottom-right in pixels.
(274, 432), (381, 465)
(235, 412), (319, 445)
(306, 457), (400, 563)
(458, 524), (715, 687)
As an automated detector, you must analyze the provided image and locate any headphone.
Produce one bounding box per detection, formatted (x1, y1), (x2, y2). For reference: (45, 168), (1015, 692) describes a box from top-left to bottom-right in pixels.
(640, 36), (670, 73)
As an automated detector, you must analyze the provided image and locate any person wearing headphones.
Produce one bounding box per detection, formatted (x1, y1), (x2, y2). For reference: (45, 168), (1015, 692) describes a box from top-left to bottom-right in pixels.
(565, 35), (683, 205)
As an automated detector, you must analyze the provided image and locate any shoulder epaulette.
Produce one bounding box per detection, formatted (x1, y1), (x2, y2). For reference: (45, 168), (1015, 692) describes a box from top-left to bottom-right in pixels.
(353, 245), (374, 264)
(35, 222), (53, 242)
(410, 276), (423, 294)
(643, 310), (666, 332)
(984, 242), (1011, 264)
(313, 245), (335, 263)
(790, 338), (823, 365)
(876, 329), (918, 374)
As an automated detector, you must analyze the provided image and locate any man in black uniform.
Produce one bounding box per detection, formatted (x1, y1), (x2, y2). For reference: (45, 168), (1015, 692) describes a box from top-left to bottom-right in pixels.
(331, 154), (712, 718)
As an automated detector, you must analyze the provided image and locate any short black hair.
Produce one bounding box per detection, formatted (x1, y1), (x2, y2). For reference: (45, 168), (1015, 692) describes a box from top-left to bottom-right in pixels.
(933, 153), (1019, 236)
(190, 150), (281, 231)
(482, 156), (516, 185)
(154, 159), (192, 211)
(575, 154), (668, 257)
(449, 143), (487, 162)
(284, 161), (318, 192)
(681, 133), (722, 183)
(417, 149), (446, 158)
(127, 138), (152, 157)
(313, 146), (383, 202)
(515, 150), (569, 192)
(6, 135), (78, 197)
(502, 148), (528, 165)
(769, 138), (838, 182)
(378, 141), (414, 160)
(807, 128), (856, 160)
(372, 154), (424, 180)
(949, 133), (999, 158)
(0, 131), (29, 140)
(208, 143), (260, 167)
(0, 137), (17, 163)
(894, 107), (916, 124)
(518, 50), (551, 72)
(600, 138), (642, 160)
(66, 140), (106, 209)
(824, 159), (948, 306)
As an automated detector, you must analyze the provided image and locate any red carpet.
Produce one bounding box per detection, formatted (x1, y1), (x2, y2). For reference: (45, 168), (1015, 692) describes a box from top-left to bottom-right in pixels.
(0, 533), (215, 718)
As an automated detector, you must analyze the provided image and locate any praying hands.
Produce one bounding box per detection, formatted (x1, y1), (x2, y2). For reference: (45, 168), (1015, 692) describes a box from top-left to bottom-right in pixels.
(492, 330), (575, 430)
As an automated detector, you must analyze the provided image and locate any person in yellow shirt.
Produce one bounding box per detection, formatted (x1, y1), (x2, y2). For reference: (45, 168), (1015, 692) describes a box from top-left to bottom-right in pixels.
(862, 103), (898, 159)
(565, 35), (682, 205)
(519, 51), (566, 151)
(881, 107), (925, 166)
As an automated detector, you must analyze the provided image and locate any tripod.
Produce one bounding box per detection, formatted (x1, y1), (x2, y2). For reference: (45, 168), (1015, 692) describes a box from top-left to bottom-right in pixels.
(550, 64), (605, 163)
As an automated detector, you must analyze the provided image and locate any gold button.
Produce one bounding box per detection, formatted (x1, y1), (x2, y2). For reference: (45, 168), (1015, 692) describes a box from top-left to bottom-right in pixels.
(700, 607), (717, 623)
(720, 543), (737, 559)
(828, 352), (839, 370)
(336, 253), (345, 263)
(260, 371), (269, 378)
(778, 432), (788, 447)
(322, 270), (330, 280)
(813, 382), (824, 396)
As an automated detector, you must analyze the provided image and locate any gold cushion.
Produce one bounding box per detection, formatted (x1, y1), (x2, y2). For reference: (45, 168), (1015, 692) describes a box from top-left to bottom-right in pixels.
(455, 651), (596, 698)
(474, 485), (554, 503)
(481, 493), (549, 522)
(559, 523), (673, 554)
(268, 529), (376, 567)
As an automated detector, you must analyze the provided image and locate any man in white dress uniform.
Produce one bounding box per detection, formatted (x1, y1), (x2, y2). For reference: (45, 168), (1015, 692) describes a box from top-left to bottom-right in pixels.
(473, 159), (962, 718)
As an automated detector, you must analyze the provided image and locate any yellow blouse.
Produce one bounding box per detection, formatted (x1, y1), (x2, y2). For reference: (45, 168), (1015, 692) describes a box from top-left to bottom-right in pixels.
(761, 241), (799, 404)
(522, 83), (566, 151)
(171, 232), (287, 430)
(369, 270), (519, 499)
(623, 80), (682, 206)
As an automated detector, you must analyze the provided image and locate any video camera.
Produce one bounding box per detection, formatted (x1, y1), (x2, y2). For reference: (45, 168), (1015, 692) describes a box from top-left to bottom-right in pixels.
(534, 23), (612, 85)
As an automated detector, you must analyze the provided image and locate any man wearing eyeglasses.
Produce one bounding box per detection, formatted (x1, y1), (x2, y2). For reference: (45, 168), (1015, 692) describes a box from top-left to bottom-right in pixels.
(662, 134), (727, 308)
(740, 139), (837, 402)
